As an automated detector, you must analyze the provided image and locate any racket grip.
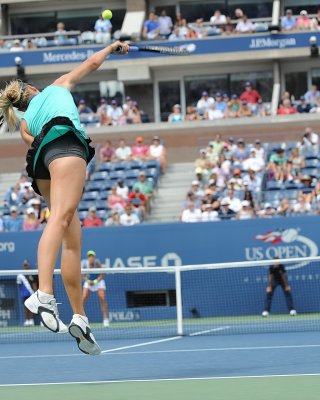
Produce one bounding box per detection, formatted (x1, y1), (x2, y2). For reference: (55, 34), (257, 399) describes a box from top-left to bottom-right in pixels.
(114, 45), (139, 54)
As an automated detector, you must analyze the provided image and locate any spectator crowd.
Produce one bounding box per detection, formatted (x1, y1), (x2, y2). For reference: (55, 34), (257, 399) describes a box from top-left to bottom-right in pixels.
(0, 136), (166, 232)
(181, 128), (320, 223)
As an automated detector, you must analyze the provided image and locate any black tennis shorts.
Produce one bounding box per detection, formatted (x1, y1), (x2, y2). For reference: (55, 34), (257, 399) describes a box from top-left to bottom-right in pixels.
(36, 132), (87, 180)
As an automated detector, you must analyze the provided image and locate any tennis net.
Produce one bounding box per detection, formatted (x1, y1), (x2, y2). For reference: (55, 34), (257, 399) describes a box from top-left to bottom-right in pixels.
(1, 256), (320, 343)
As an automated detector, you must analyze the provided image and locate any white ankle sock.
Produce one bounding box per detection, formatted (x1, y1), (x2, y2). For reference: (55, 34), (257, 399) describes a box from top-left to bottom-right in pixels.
(37, 290), (54, 302)
(74, 314), (88, 323)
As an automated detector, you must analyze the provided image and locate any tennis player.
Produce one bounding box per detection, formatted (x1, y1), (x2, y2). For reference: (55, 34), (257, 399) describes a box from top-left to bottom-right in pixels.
(262, 257), (297, 317)
(0, 40), (129, 355)
(82, 250), (109, 327)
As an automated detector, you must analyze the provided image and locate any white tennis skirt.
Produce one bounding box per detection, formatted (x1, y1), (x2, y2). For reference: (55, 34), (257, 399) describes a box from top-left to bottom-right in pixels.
(83, 279), (106, 292)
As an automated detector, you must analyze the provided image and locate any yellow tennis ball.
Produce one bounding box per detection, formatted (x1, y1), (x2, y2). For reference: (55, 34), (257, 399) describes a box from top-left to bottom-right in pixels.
(102, 9), (112, 20)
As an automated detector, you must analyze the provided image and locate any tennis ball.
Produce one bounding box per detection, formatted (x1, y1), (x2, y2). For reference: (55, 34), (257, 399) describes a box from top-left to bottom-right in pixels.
(102, 9), (112, 20)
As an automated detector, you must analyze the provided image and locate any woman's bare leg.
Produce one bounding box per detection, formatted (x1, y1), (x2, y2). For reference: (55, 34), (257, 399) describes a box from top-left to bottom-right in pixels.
(36, 156), (86, 294)
(61, 211), (85, 315)
(97, 289), (108, 320)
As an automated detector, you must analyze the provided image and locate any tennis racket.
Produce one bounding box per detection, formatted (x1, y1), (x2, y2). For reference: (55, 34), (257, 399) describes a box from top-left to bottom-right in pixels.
(115, 43), (196, 56)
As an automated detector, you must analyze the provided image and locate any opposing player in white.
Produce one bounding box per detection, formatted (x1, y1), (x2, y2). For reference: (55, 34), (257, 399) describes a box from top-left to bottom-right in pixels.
(82, 250), (110, 327)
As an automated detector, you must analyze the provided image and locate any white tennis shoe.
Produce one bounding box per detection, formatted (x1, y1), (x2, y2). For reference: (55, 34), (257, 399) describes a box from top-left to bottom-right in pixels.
(24, 291), (68, 333)
(262, 310), (269, 317)
(290, 309), (297, 316)
(69, 314), (101, 356)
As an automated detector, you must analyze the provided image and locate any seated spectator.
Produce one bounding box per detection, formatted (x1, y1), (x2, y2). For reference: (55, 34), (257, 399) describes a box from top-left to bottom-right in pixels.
(243, 169), (262, 195)
(277, 99), (296, 115)
(185, 105), (201, 121)
(97, 98), (112, 126)
(228, 170), (243, 192)
(223, 16), (235, 35)
(122, 96), (133, 112)
(115, 139), (132, 161)
(300, 175), (314, 204)
(209, 133), (225, 161)
(232, 138), (249, 163)
(240, 82), (262, 106)
(222, 189), (242, 212)
(236, 200), (255, 220)
(168, 104), (184, 123)
(255, 99), (269, 117)
(292, 191), (312, 214)
(191, 19), (207, 39)
(234, 8), (244, 19)
(116, 180), (129, 201)
(82, 206), (103, 228)
(158, 10), (173, 38)
(239, 100), (253, 117)
(304, 84), (320, 106)
(99, 140), (115, 162)
(128, 187), (147, 220)
(23, 208), (40, 231)
(133, 171), (154, 199)
(258, 203), (276, 218)
(181, 201), (201, 223)
(4, 206), (23, 232)
(201, 204), (219, 222)
(148, 136), (166, 174)
(214, 92), (227, 113)
(78, 99), (96, 122)
(118, 106), (133, 126)
(297, 96), (311, 113)
(25, 39), (37, 50)
(178, 18), (191, 38)
(296, 10), (311, 30)
(131, 136), (149, 160)
(190, 180), (205, 199)
(242, 150), (265, 172)
(281, 9), (296, 31)
(143, 12), (160, 40)
(301, 127), (319, 148)
(197, 91), (215, 117)
(210, 9), (227, 26)
(10, 39), (24, 52)
(0, 38), (8, 51)
(311, 9), (320, 31)
(205, 102), (224, 120)
(107, 100), (123, 125)
(4, 183), (22, 208)
(120, 203), (140, 226)
(218, 198), (236, 220)
(130, 102), (142, 124)
(235, 14), (254, 34)
(243, 183), (256, 207)
(54, 22), (67, 45)
(183, 191), (202, 210)
(224, 101), (239, 118)
(105, 210), (120, 226)
(21, 185), (36, 205)
(169, 27), (185, 41)
(94, 14), (112, 43)
(28, 198), (42, 219)
(108, 186), (126, 213)
(287, 147), (305, 181)
(310, 97), (320, 114)
(277, 198), (291, 217)
(268, 148), (287, 181)
(252, 139), (265, 159)
(280, 91), (292, 106)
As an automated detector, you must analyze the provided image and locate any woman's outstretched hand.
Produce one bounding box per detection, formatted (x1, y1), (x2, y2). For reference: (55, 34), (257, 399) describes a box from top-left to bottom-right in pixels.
(110, 41), (130, 55)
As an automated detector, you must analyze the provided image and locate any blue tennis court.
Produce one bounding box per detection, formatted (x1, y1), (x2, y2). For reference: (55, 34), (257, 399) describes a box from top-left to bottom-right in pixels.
(1, 330), (320, 399)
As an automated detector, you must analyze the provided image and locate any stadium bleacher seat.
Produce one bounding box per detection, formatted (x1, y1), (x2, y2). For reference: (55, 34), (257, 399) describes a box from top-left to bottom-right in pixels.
(85, 181), (102, 191)
(266, 181), (283, 190)
(82, 191), (100, 201)
(92, 171), (109, 181)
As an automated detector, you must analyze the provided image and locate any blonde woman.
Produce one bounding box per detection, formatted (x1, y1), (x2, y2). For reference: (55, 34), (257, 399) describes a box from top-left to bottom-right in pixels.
(0, 40), (129, 355)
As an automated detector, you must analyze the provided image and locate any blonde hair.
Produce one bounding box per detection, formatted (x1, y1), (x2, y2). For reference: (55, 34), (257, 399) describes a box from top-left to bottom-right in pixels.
(0, 80), (30, 132)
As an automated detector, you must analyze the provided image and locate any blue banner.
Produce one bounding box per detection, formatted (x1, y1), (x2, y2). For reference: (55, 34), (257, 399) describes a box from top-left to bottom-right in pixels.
(0, 32), (318, 68)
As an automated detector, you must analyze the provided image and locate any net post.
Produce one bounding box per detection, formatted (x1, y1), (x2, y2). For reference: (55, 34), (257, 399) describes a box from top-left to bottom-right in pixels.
(175, 266), (183, 336)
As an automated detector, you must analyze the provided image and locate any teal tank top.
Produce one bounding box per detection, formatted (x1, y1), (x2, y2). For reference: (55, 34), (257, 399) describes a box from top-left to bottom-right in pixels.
(23, 85), (87, 139)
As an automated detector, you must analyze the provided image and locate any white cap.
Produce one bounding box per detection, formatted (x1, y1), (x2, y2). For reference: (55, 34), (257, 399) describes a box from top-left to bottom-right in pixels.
(264, 203), (272, 209)
(241, 200), (250, 207)
(26, 207), (36, 215)
(300, 10), (307, 15)
(221, 198), (229, 206)
(192, 180), (199, 186)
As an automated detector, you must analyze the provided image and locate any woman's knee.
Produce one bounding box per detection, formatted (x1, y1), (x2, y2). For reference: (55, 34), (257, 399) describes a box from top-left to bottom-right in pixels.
(51, 209), (76, 230)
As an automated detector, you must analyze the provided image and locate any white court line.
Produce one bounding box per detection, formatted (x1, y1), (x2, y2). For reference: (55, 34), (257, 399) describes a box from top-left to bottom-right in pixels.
(1, 373), (320, 387)
(189, 326), (231, 336)
(1, 343), (320, 360)
(101, 336), (181, 354)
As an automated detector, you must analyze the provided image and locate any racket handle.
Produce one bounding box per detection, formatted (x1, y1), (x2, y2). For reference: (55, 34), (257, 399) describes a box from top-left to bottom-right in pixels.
(114, 45), (139, 54)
